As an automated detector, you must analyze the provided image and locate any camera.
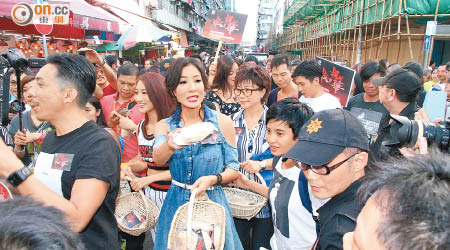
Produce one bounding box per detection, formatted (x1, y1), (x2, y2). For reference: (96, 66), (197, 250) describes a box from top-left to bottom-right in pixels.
(1, 48), (28, 71)
(9, 100), (26, 114)
(385, 114), (450, 151)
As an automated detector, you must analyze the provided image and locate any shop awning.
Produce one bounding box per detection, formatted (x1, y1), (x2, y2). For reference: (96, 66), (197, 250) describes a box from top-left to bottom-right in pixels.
(96, 42), (123, 51)
(0, 0), (122, 38)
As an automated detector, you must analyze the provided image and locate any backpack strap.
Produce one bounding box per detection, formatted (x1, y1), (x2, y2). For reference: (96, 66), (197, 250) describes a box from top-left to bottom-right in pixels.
(298, 171), (320, 236)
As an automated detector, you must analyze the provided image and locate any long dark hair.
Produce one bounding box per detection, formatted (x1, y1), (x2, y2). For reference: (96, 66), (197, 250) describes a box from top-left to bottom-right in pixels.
(139, 72), (174, 124)
(87, 96), (107, 127)
(212, 55), (236, 93)
(165, 57), (208, 101)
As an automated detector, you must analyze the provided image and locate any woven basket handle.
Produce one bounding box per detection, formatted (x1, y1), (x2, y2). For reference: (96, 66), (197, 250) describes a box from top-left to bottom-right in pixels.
(186, 189), (197, 249)
(255, 172), (266, 185)
(138, 190), (150, 211)
(125, 176), (151, 211)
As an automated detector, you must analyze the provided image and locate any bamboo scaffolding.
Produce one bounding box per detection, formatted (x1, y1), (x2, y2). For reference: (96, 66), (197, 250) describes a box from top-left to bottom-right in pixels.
(427, 0), (441, 67)
(376, 0), (387, 59)
(368, 0), (380, 60)
(276, 0), (447, 65)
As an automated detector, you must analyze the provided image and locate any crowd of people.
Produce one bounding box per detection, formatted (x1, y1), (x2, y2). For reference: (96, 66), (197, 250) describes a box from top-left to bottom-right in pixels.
(0, 48), (449, 250)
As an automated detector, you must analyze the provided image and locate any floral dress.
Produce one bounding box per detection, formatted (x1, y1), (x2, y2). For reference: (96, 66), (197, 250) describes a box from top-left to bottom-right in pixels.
(205, 91), (241, 116)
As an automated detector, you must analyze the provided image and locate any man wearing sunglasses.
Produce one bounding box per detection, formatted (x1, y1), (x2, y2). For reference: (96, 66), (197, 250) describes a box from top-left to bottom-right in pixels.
(285, 108), (369, 250)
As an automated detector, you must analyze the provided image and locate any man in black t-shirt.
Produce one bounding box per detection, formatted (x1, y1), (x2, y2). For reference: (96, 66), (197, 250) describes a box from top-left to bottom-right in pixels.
(267, 54), (301, 107)
(0, 53), (121, 250)
(346, 61), (388, 145)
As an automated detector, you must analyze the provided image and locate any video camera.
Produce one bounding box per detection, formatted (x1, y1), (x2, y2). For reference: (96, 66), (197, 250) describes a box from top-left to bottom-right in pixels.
(384, 114), (450, 152)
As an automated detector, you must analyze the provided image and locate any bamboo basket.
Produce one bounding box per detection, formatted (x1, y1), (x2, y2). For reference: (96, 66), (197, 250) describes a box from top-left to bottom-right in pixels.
(223, 172), (268, 220)
(115, 182), (160, 236)
(167, 190), (226, 250)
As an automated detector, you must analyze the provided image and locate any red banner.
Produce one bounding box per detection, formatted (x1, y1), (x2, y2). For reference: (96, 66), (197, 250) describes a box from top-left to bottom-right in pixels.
(202, 9), (247, 44)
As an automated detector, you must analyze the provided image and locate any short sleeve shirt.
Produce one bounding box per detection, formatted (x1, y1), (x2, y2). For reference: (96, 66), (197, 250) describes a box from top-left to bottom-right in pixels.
(269, 160), (317, 250)
(8, 111), (53, 166)
(102, 84), (117, 96)
(231, 106), (270, 218)
(100, 93), (144, 162)
(345, 93), (388, 145)
(33, 121), (121, 250)
(299, 93), (341, 112)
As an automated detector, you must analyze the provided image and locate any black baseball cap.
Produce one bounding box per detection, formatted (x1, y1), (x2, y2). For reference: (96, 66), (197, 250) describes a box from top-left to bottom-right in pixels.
(372, 68), (421, 96)
(403, 61), (423, 78)
(284, 109), (369, 166)
(159, 58), (174, 76)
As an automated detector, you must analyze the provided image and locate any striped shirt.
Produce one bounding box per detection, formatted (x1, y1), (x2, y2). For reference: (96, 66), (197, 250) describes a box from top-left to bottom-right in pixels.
(0, 126), (13, 147)
(231, 105), (270, 218)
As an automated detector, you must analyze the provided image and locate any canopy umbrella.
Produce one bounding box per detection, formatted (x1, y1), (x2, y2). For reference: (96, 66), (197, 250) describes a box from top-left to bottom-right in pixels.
(96, 43), (123, 51)
(158, 35), (173, 42)
(117, 23), (174, 48)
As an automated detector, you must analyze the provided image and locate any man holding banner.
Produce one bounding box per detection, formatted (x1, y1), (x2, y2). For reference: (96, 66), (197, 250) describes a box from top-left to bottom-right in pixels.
(292, 60), (341, 112)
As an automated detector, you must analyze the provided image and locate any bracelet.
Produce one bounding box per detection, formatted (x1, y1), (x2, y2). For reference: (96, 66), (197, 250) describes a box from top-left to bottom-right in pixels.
(215, 173), (223, 185)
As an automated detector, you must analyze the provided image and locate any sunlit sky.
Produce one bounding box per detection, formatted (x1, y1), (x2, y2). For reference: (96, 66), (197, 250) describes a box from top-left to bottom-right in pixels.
(235, 0), (258, 46)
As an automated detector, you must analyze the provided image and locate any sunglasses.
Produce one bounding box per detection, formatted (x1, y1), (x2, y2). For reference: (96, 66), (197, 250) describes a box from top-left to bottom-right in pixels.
(294, 153), (358, 175)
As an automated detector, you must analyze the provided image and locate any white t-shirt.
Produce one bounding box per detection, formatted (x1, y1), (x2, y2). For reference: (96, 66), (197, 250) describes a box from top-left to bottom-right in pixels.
(299, 93), (341, 112)
(269, 160), (327, 250)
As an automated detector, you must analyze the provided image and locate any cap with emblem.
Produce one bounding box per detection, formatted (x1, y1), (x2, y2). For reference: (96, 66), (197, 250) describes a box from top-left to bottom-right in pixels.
(284, 109), (369, 166)
(159, 58), (174, 76)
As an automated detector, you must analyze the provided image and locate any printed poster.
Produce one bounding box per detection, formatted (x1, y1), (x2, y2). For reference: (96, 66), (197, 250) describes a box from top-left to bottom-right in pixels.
(316, 57), (356, 107)
(202, 9), (248, 44)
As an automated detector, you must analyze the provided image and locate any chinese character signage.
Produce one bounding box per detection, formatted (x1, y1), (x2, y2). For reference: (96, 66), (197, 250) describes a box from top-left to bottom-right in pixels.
(202, 9), (248, 44)
(316, 57), (356, 107)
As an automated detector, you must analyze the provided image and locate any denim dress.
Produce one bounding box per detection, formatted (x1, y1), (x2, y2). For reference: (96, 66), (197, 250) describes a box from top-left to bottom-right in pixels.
(153, 105), (244, 250)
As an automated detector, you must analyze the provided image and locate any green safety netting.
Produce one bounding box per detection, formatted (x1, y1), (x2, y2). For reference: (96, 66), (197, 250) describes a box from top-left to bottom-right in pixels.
(283, 0), (450, 42)
(284, 0), (450, 27)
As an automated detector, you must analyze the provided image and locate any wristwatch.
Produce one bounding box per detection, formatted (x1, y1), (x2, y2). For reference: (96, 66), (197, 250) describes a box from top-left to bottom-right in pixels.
(259, 160), (267, 171)
(6, 166), (32, 187)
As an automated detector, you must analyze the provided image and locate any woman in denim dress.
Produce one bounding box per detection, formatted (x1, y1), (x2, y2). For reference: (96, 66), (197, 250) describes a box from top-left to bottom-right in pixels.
(152, 58), (244, 250)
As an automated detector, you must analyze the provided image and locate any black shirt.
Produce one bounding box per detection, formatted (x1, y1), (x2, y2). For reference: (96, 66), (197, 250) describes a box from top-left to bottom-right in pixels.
(36, 121), (121, 250)
(369, 102), (419, 164)
(346, 93), (388, 145)
(315, 180), (363, 250)
(267, 87), (302, 108)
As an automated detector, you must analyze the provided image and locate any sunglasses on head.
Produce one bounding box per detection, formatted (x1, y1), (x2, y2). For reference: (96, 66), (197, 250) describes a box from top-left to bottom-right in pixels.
(294, 153), (359, 175)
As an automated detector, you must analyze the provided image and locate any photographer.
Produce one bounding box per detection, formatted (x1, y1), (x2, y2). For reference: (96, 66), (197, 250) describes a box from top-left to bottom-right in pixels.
(8, 75), (52, 166)
(370, 68), (421, 163)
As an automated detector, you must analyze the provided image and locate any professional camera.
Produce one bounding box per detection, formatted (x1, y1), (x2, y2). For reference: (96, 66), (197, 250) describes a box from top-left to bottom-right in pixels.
(1, 48), (28, 72)
(0, 48), (28, 125)
(384, 114), (450, 151)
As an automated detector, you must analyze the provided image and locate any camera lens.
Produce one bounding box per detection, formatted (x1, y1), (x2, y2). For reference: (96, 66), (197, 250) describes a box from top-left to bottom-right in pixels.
(423, 123), (450, 151)
(389, 114), (450, 151)
(9, 100), (25, 113)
